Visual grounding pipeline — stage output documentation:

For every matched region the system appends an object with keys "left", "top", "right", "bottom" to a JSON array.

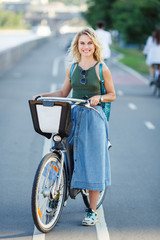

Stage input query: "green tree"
[
  {"left": 0, "top": 10, "right": 28, "bottom": 29},
  {"left": 84, "top": 0, "right": 116, "bottom": 29},
  {"left": 111, "top": 0, "right": 160, "bottom": 44}
]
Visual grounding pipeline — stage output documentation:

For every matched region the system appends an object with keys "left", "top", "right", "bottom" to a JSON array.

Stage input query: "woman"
[
  {"left": 146, "top": 29, "right": 160, "bottom": 82},
  {"left": 33, "top": 27, "right": 116, "bottom": 226}
]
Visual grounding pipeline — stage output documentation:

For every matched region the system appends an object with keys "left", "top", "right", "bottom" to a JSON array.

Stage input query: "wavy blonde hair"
[{"left": 68, "top": 27, "right": 104, "bottom": 62}]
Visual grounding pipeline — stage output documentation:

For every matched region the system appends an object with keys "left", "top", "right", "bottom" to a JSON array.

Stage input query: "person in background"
[
  {"left": 145, "top": 29, "right": 160, "bottom": 84},
  {"left": 95, "top": 20, "right": 112, "bottom": 63},
  {"left": 33, "top": 27, "right": 116, "bottom": 226},
  {"left": 143, "top": 34, "right": 154, "bottom": 58}
]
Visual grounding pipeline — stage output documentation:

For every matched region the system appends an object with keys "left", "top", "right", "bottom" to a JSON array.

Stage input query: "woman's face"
[{"left": 78, "top": 34, "right": 95, "bottom": 58}]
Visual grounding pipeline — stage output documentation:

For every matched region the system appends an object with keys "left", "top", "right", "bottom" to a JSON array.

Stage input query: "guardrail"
[{"left": 0, "top": 35, "right": 53, "bottom": 77}]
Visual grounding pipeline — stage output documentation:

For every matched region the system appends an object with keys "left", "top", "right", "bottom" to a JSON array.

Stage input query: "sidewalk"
[{"left": 110, "top": 50, "right": 150, "bottom": 86}]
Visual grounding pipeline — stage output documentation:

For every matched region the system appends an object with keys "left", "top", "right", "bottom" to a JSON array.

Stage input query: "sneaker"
[
  {"left": 82, "top": 208, "right": 98, "bottom": 226},
  {"left": 149, "top": 80, "right": 155, "bottom": 86}
]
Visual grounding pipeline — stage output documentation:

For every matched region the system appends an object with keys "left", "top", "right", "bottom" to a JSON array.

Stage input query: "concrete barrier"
[{"left": 0, "top": 36, "right": 52, "bottom": 77}]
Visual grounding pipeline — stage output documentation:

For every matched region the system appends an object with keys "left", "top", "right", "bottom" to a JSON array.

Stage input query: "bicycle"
[
  {"left": 150, "top": 64, "right": 160, "bottom": 97},
  {"left": 29, "top": 97, "right": 108, "bottom": 233}
]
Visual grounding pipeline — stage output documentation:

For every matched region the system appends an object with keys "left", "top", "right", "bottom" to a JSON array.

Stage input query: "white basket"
[
  {"left": 29, "top": 100, "right": 72, "bottom": 139},
  {"left": 36, "top": 105, "right": 62, "bottom": 133}
]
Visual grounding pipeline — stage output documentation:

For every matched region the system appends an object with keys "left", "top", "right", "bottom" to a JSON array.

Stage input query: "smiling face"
[{"left": 78, "top": 34, "right": 95, "bottom": 58}]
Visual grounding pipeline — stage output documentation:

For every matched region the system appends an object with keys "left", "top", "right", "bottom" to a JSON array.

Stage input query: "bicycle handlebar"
[
  {"left": 35, "top": 96, "right": 88, "bottom": 104},
  {"left": 34, "top": 96, "right": 100, "bottom": 114}
]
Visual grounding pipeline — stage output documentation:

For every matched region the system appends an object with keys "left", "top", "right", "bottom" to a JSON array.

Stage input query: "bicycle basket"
[{"left": 29, "top": 100, "right": 72, "bottom": 139}]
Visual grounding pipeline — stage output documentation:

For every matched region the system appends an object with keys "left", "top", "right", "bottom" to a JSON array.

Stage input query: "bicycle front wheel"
[
  {"left": 31, "top": 153, "right": 66, "bottom": 233},
  {"left": 81, "top": 188, "right": 107, "bottom": 209}
]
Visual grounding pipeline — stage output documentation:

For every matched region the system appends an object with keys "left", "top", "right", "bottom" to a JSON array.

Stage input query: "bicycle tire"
[
  {"left": 81, "top": 188, "right": 107, "bottom": 209},
  {"left": 31, "top": 153, "right": 67, "bottom": 233}
]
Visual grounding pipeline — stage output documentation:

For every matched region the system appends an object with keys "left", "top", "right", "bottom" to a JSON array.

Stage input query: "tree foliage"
[
  {"left": 0, "top": 10, "right": 28, "bottom": 29},
  {"left": 84, "top": 0, "right": 116, "bottom": 29},
  {"left": 85, "top": 0, "right": 160, "bottom": 44}
]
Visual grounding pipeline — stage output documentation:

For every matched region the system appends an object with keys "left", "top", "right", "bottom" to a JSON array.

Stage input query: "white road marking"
[
  {"left": 32, "top": 84, "right": 57, "bottom": 239},
  {"left": 128, "top": 102, "right": 137, "bottom": 110},
  {"left": 117, "top": 90, "right": 124, "bottom": 96},
  {"left": 52, "top": 56, "right": 64, "bottom": 77},
  {"left": 51, "top": 83, "right": 57, "bottom": 92},
  {"left": 33, "top": 227, "right": 45, "bottom": 240},
  {"left": 145, "top": 121, "right": 155, "bottom": 130},
  {"left": 64, "top": 55, "right": 72, "bottom": 71},
  {"left": 96, "top": 206, "right": 110, "bottom": 240}
]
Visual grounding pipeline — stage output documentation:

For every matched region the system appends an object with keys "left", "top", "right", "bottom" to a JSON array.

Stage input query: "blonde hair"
[{"left": 68, "top": 27, "right": 104, "bottom": 62}]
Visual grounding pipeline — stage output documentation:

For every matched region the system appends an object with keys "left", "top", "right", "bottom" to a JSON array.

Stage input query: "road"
[{"left": 0, "top": 33, "right": 160, "bottom": 240}]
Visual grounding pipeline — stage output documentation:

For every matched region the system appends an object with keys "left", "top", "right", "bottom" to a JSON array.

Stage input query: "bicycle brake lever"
[
  {"left": 85, "top": 100, "right": 90, "bottom": 107},
  {"left": 84, "top": 101, "right": 100, "bottom": 114}
]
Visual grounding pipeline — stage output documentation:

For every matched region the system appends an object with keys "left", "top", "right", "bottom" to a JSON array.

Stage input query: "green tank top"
[{"left": 70, "top": 62, "right": 101, "bottom": 99}]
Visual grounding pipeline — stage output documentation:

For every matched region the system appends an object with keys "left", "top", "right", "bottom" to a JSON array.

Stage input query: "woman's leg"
[
  {"left": 150, "top": 64, "right": 155, "bottom": 78},
  {"left": 82, "top": 190, "right": 99, "bottom": 225},
  {"left": 89, "top": 190, "right": 100, "bottom": 211}
]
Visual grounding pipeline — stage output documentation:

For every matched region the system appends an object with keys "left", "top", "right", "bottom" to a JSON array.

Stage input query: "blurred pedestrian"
[
  {"left": 95, "top": 20, "right": 112, "bottom": 63},
  {"left": 143, "top": 33, "right": 154, "bottom": 58},
  {"left": 145, "top": 29, "right": 160, "bottom": 83},
  {"left": 33, "top": 27, "right": 116, "bottom": 226}
]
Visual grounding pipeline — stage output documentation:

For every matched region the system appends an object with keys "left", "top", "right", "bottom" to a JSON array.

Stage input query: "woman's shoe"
[
  {"left": 149, "top": 81, "right": 155, "bottom": 86},
  {"left": 82, "top": 208, "right": 99, "bottom": 226}
]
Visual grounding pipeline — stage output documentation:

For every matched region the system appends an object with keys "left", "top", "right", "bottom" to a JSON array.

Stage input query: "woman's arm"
[
  {"left": 33, "top": 65, "right": 72, "bottom": 99},
  {"left": 90, "top": 64, "right": 116, "bottom": 106}
]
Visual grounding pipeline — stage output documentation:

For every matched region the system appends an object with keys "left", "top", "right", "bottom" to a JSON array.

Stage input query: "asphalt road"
[{"left": 0, "top": 33, "right": 160, "bottom": 240}]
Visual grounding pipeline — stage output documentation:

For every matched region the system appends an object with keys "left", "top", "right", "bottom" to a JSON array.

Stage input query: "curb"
[{"left": 111, "top": 51, "right": 149, "bottom": 85}]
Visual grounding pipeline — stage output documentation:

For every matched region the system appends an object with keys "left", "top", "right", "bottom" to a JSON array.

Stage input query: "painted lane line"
[
  {"left": 128, "top": 103, "right": 137, "bottom": 110},
  {"left": 64, "top": 55, "right": 72, "bottom": 71},
  {"left": 96, "top": 206, "right": 110, "bottom": 240},
  {"left": 117, "top": 90, "right": 124, "bottom": 96},
  {"left": 33, "top": 227, "right": 45, "bottom": 240},
  {"left": 145, "top": 121, "right": 155, "bottom": 130},
  {"left": 52, "top": 56, "right": 64, "bottom": 77},
  {"left": 33, "top": 84, "right": 58, "bottom": 240}
]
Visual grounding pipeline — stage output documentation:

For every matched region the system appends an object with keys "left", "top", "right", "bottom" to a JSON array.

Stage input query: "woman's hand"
[{"left": 89, "top": 95, "right": 100, "bottom": 106}]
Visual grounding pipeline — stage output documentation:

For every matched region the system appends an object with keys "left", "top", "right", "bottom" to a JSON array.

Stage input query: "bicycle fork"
[
  {"left": 50, "top": 151, "right": 65, "bottom": 199},
  {"left": 42, "top": 151, "right": 65, "bottom": 200}
]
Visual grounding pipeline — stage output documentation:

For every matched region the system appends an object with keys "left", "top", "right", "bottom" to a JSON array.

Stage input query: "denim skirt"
[{"left": 68, "top": 105, "right": 111, "bottom": 191}]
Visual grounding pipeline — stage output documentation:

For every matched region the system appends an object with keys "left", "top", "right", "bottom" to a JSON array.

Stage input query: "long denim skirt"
[{"left": 68, "top": 105, "right": 111, "bottom": 191}]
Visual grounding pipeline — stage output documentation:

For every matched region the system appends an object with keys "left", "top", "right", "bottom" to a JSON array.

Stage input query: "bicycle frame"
[{"left": 50, "top": 138, "right": 79, "bottom": 200}]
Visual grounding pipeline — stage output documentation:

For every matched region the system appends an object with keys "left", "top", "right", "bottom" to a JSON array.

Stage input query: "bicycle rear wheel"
[
  {"left": 31, "top": 153, "right": 66, "bottom": 233},
  {"left": 81, "top": 188, "right": 107, "bottom": 209}
]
